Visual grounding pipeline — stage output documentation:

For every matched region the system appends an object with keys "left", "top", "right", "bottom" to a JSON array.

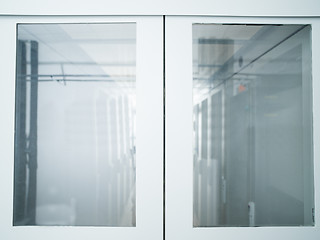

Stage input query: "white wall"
[{"left": 0, "top": 0, "right": 319, "bottom": 16}]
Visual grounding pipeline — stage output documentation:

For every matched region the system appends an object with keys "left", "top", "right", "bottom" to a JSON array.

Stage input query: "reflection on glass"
[
  {"left": 13, "top": 24, "right": 136, "bottom": 226},
  {"left": 193, "top": 24, "right": 314, "bottom": 227}
]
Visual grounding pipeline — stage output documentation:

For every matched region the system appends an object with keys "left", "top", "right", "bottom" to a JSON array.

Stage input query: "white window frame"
[
  {"left": 0, "top": 1, "right": 320, "bottom": 239},
  {"left": 165, "top": 16, "right": 320, "bottom": 240},
  {"left": 0, "top": 15, "right": 164, "bottom": 240}
]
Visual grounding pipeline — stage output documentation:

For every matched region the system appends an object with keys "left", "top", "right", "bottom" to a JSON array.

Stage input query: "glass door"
[
  {"left": 0, "top": 15, "right": 163, "bottom": 240},
  {"left": 165, "top": 16, "right": 320, "bottom": 240}
]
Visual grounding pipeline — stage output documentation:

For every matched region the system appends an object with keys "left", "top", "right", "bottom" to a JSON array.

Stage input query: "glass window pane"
[
  {"left": 193, "top": 24, "right": 314, "bottom": 227},
  {"left": 13, "top": 23, "right": 136, "bottom": 227}
]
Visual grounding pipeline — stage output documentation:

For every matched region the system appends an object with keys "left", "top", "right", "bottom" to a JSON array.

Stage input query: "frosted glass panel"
[
  {"left": 193, "top": 24, "right": 314, "bottom": 227},
  {"left": 13, "top": 23, "right": 136, "bottom": 226}
]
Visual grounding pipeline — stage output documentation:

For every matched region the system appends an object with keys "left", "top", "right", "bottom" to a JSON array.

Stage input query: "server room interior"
[
  {"left": 192, "top": 24, "right": 314, "bottom": 227},
  {"left": 13, "top": 24, "right": 137, "bottom": 227},
  {"left": 12, "top": 23, "right": 314, "bottom": 228}
]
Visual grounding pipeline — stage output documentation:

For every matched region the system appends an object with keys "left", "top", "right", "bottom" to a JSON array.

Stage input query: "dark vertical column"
[
  {"left": 26, "top": 41, "right": 38, "bottom": 225},
  {"left": 13, "top": 40, "right": 27, "bottom": 225}
]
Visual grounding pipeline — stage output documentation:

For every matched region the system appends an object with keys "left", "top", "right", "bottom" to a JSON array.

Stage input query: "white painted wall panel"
[{"left": 0, "top": 0, "right": 319, "bottom": 16}]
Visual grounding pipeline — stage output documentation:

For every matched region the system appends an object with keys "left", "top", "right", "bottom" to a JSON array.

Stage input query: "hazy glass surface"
[
  {"left": 193, "top": 24, "right": 314, "bottom": 227},
  {"left": 14, "top": 23, "right": 136, "bottom": 226}
]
